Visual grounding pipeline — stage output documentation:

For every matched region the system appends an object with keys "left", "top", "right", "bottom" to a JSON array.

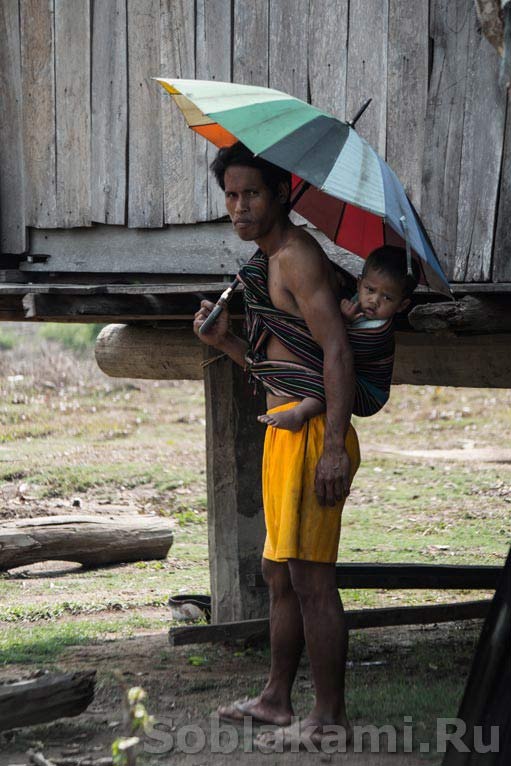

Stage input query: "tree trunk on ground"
[
  {"left": 0, "top": 671, "right": 95, "bottom": 731},
  {"left": 0, "top": 515, "right": 173, "bottom": 570}
]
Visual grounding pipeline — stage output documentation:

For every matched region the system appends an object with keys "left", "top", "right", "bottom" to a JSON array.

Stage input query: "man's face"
[
  {"left": 357, "top": 268, "right": 410, "bottom": 320},
  {"left": 223, "top": 165, "right": 284, "bottom": 241}
]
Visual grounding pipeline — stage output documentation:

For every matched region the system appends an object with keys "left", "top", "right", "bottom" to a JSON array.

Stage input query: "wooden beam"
[
  {"left": 249, "top": 563, "right": 503, "bottom": 590},
  {"left": 21, "top": 293, "right": 204, "bottom": 322},
  {"left": 204, "top": 338, "right": 269, "bottom": 623},
  {"left": 168, "top": 600, "right": 492, "bottom": 646},
  {"left": 0, "top": 515, "right": 173, "bottom": 571},
  {"left": 0, "top": 671, "right": 95, "bottom": 731},
  {"left": 393, "top": 332, "right": 511, "bottom": 388},
  {"left": 95, "top": 324, "right": 203, "bottom": 380},
  {"left": 408, "top": 295, "right": 511, "bottom": 333}
]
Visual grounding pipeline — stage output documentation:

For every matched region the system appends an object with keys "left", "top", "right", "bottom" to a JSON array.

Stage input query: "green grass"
[{"left": 38, "top": 323, "right": 104, "bottom": 353}]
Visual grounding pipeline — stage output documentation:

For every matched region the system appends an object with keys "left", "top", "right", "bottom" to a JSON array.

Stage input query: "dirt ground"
[{"left": 1, "top": 327, "right": 510, "bottom": 764}]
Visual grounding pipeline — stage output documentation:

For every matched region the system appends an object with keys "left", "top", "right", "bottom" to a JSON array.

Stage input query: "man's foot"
[
  {"left": 254, "top": 717, "right": 353, "bottom": 753},
  {"left": 217, "top": 697, "right": 293, "bottom": 727},
  {"left": 257, "top": 409, "right": 305, "bottom": 432}
]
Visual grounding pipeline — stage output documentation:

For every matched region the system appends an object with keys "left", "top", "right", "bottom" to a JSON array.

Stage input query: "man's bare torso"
[{"left": 264, "top": 226, "right": 341, "bottom": 409}]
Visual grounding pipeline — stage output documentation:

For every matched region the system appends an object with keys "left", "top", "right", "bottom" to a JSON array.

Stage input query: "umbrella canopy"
[{"left": 156, "top": 78, "right": 451, "bottom": 296}]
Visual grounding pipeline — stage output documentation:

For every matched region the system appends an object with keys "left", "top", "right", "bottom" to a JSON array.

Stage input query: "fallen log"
[
  {"left": 0, "top": 671, "right": 95, "bottom": 731},
  {"left": 0, "top": 515, "right": 173, "bottom": 571},
  {"left": 408, "top": 295, "right": 511, "bottom": 334}
]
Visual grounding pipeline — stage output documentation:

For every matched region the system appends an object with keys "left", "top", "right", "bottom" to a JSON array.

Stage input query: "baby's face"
[{"left": 357, "top": 268, "right": 410, "bottom": 320}]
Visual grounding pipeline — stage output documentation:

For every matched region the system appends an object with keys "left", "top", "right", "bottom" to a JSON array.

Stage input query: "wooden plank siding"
[
  {"left": 0, "top": 0, "right": 509, "bottom": 285},
  {"left": 91, "top": 0, "right": 128, "bottom": 225},
  {"left": 0, "top": 0, "right": 26, "bottom": 253}
]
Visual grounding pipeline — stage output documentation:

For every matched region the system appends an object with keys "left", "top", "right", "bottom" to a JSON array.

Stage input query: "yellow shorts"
[{"left": 262, "top": 402, "right": 360, "bottom": 564}]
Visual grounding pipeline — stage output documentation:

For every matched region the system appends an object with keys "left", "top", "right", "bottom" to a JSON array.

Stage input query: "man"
[{"left": 193, "top": 142, "right": 360, "bottom": 749}]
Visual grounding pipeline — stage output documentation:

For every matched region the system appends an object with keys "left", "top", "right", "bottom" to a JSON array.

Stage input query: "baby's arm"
[{"left": 341, "top": 298, "right": 364, "bottom": 323}]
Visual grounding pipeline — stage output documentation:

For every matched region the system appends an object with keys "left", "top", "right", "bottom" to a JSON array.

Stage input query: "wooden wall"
[{"left": 0, "top": 0, "right": 509, "bottom": 282}]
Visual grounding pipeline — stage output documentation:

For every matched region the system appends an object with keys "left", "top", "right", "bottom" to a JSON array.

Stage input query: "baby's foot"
[{"left": 257, "top": 409, "right": 306, "bottom": 432}]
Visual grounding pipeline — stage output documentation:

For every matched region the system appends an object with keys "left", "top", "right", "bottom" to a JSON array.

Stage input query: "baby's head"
[{"left": 357, "top": 246, "right": 420, "bottom": 321}]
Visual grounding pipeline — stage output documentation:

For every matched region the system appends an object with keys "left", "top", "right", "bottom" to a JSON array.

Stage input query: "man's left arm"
[{"left": 280, "top": 245, "right": 355, "bottom": 507}]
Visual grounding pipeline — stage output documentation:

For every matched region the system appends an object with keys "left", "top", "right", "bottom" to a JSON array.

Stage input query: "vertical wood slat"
[
  {"left": 195, "top": 0, "right": 232, "bottom": 221},
  {"left": 493, "top": 96, "right": 511, "bottom": 282},
  {"left": 346, "top": 0, "right": 389, "bottom": 157},
  {"left": 421, "top": 0, "right": 471, "bottom": 279},
  {"left": 454, "top": 11, "right": 507, "bottom": 282},
  {"left": 54, "top": 0, "right": 91, "bottom": 227},
  {"left": 161, "top": 0, "right": 197, "bottom": 225},
  {"left": 233, "top": 0, "right": 269, "bottom": 87},
  {"left": 91, "top": 0, "right": 127, "bottom": 225},
  {"left": 20, "top": 0, "right": 57, "bottom": 228},
  {"left": 308, "top": 0, "right": 349, "bottom": 120},
  {"left": 386, "top": 0, "right": 429, "bottom": 209},
  {"left": 0, "top": 0, "right": 26, "bottom": 253},
  {"left": 269, "top": 0, "right": 309, "bottom": 100},
  {"left": 127, "top": 0, "right": 163, "bottom": 228}
]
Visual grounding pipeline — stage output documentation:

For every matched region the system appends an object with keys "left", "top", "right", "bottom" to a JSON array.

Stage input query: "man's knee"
[
  {"left": 261, "top": 557, "right": 292, "bottom": 597},
  {"left": 288, "top": 559, "right": 337, "bottom": 604}
]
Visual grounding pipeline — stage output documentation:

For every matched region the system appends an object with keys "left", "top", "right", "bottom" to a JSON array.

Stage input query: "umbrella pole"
[{"left": 347, "top": 98, "right": 372, "bottom": 129}]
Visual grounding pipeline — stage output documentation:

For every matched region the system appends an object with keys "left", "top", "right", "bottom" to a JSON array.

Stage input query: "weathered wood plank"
[
  {"left": 233, "top": 0, "right": 269, "bottom": 86},
  {"left": 493, "top": 96, "right": 511, "bottom": 282},
  {"left": 169, "top": 600, "right": 492, "bottom": 645},
  {"left": 204, "top": 340, "right": 269, "bottom": 623},
  {"left": 393, "top": 332, "right": 511, "bottom": 388},
  {"left": 269, "top": 0, "right": 309, "bottom": 100},
  {"left": 386, "top": 0, "right": 429, "bottom": 208},
  {"left": 195, "top": 0, "right": 232, "bottom": 221},
  {"left": 421, "top": 1, "right": 471, "bottom": 279},
  {"left": 54, "top": 0, "right": 92, "bottom": 227},
  {"left": 127, "top": 0, "right": 163, "bottom": 227},
  {"left": 0, "top": 672, "right": 95, "bottom": 732},
  {"left": 308, "top": 0, "right": 349, "bottom": 119},
  {"left": 0, "top": 0, "right": 26, "bottom": 254},
  {"left": 453, "top": 8, "right": 506, "bottom": 282},
  {"left": 346, "top": 0, "right": 389, "bottom": 155},
  {"left": 91, "top": 0, "right": 127, "bottom": 225},
  {"left": 22, "top": 293, "right": 202, "bottom": 322},
  {"left": 20, "top": 0, "right": 57, "bottom": 228},
  {"left": 160, "top": 0, "right": 197, "bottom": 225},
  {"left": 22, "top": 224, "right": 361, "bottom": 275}
]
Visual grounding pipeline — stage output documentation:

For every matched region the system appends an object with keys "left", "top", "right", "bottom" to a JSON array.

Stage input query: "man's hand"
[
  {"left": 314, "top": 447, "right": 351, "bottom": 506},
  {"left": 193, "top": 299, "right": 229, "bottom": 347},
  {"left": 340, "top": 298, "right": 364, "bottom": 323}
]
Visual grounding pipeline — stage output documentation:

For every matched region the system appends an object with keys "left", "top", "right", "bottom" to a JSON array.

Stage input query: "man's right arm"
[{"left": 193, "top": 299, "right": 248, "bottom": 368}]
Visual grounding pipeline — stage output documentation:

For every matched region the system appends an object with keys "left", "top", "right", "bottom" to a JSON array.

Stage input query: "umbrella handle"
[
  {"left": 198, "top": 278, "right": 240, "bottom": 335},
  {"left": 399, "top": 215, "right": 413, "bottom": 276}
]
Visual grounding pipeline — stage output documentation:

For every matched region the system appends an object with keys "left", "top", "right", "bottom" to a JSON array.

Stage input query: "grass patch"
[{"left": 38, "top": 323, "right": 104, "bottom": 353}]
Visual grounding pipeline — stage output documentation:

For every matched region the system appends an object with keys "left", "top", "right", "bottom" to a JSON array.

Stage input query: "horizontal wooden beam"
[
  {"left": 409, "top": 295, "right": 511, "bottom": 333},
  {"left": 168, "top": 600, "right": 492, "bottom": 646},
  {"left": 248, "top": 563, "right": 503, "bottom": 590}
]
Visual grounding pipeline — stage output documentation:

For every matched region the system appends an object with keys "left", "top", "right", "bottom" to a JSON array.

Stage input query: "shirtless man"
[{"left": 193, "top": 142, "right": 360, "bottom": 749}]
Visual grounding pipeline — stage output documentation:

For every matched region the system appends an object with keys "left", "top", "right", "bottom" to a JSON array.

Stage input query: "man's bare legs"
[
  {"left": 217, "top": 558, "right": 304, "bottom": 725},
  {"left": 288, "top": 559, "right": 350, "bottom": 730}
]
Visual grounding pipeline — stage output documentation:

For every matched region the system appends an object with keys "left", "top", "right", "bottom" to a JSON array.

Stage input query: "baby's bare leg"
[{"left": 257, "top": 397, "right": 325, "bottom": 432}]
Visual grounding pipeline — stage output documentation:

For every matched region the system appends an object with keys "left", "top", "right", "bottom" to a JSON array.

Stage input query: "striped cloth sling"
[{"left": 237, "top": 249, "right": 395, "bottom": 417}]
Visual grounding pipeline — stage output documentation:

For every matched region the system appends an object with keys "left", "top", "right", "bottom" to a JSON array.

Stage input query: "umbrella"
[{"left": 155, "top": 77, "right": 451, "bottom": 297}]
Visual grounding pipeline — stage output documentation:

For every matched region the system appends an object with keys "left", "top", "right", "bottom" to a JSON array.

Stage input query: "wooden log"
[
  {"left": 0, "top": 671, "right": 95, "bottom": 731},
  {"left": 168, "top": 600, "right": 492, "bottom": 646},
  {"left": 0, "top": 515, "right": 173, "bottom": 571},
  {"left": 95, "top": 324, "right": 203, "bottom": 380},
  {"left": 204, "top": 338, "right": 269, "bottom": 623},
  {"left": 393, "top": 332, "right": 511, "bottom": 387},
  {"left": 408, "top": 295, "right": 511, "bottom": 333}
]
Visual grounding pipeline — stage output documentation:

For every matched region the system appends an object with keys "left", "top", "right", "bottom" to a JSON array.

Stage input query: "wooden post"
[{"left": 203, "top": 328, "right": 268, "bottom": 624}]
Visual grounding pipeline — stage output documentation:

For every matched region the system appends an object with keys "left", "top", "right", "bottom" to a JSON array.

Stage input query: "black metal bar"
[{"left": 347, "top": 98, "right": 372, "bottom": 129}]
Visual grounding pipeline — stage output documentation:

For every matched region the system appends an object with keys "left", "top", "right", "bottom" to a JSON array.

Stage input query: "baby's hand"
[{"left": 341, "top": 299, "right": 364, "bottom": 323}]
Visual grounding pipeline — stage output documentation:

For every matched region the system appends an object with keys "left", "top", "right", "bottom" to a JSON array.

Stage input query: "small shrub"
[
  {"left": 38, "top": 323, "right": 104, "bottom": 353},
  {"left": 0, "top": 328, "right": 16, "bottom": 350}
]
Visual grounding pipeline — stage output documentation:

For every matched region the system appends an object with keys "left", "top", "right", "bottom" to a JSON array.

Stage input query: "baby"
[{"left": 257, "top": 247, "right": 419, "bottom": 431}]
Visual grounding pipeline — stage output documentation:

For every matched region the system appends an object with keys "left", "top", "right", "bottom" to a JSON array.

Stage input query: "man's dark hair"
[
  {"left": 362, "top": 245, "right": 421, "bottom": 298},
  {"left": 210, "top": 141, "right": 291, "bottom": 209}
]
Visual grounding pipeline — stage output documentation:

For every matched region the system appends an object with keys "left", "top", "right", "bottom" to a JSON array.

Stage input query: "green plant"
[
  {"left": 112, "top": 684, "right": 154, "bottom": 766},
  {"left": 38, "top": 323, "right": 104, "bottom": 353}
]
